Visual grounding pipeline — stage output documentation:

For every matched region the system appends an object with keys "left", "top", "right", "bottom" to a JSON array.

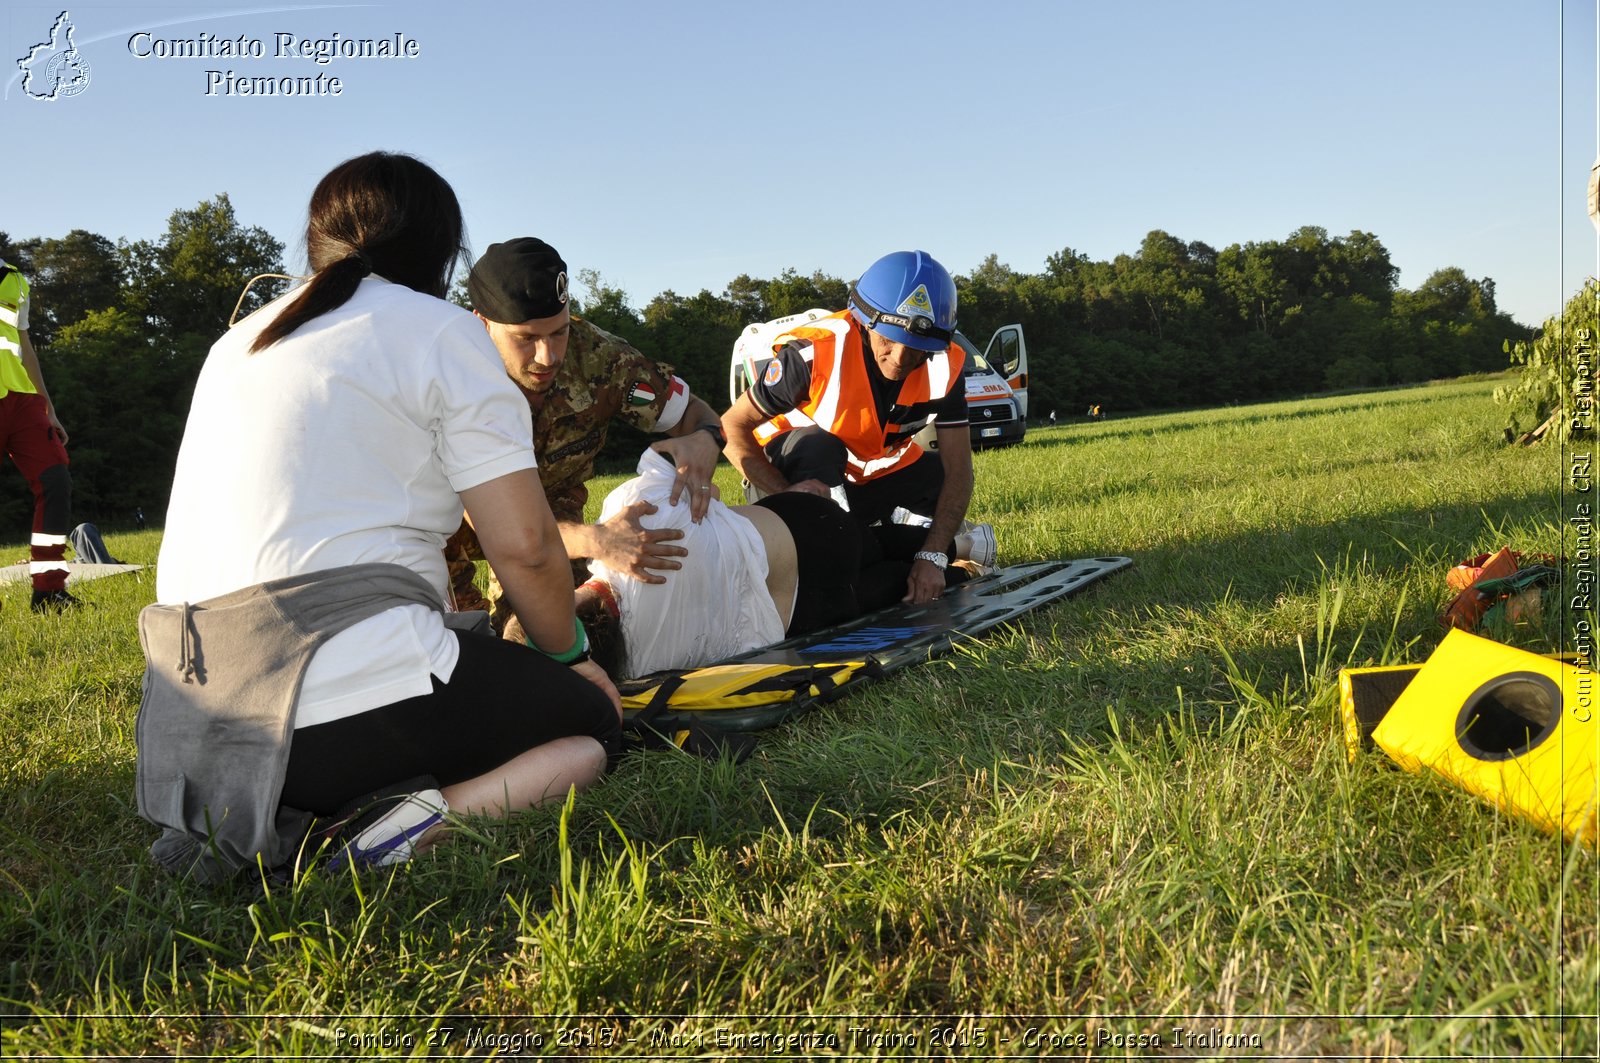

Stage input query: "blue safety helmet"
[{"left": 848, "top": 250, "right": 958, "bottom": 353}]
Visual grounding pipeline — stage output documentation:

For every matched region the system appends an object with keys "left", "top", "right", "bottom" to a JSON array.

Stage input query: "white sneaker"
[{"left": 327, "top": 789, "right": 448, "bottom": 870}]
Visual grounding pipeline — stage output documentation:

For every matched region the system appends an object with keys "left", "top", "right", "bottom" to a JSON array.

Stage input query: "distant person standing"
[
  {"left": 1048, "top": 410, "right": 1057, "bottom": 427},
  {"left": 0, "top": 257, "right": 79, "bottom": 613}
]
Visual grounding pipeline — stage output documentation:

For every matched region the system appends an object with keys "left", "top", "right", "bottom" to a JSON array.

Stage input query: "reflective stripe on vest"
[
  {"left": 754, "top": 311, "right": 964, "bottom": 483},
  {"left": 0, "top": 266, "right": 35, "bottom": 397}
]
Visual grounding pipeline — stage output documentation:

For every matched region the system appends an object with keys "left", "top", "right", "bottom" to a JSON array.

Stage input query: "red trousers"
[{"left": 1, "top": 391, "right": 71, "bottom": 593}]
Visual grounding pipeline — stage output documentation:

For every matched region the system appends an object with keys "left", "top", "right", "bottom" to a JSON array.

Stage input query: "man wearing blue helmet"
[{"left": 721, "top": 250, "right": 974, "bottom": 606}]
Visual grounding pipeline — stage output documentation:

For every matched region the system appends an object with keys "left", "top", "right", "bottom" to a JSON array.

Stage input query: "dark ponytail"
[{"left": 251, "top": 152, "right": 467, "bottom": 352}]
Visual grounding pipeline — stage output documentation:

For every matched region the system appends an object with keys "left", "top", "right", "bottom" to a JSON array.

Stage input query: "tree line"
[{"left": 1, "top": 200, "right": 1531, "bottom": 530}]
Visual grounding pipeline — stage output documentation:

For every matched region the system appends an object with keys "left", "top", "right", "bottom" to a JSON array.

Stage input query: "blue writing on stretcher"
[{"left": 801, "top": 626, "right": 936, "bottom": 655}]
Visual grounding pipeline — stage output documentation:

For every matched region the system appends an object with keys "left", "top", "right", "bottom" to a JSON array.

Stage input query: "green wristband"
[{"left": 526, "top": 615, "right": 591, "bottom": 666}]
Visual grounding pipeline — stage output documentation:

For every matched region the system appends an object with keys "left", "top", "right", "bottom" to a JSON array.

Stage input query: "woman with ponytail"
[{"left": 138, "top": 152, "right": 621, "bottom": 882}]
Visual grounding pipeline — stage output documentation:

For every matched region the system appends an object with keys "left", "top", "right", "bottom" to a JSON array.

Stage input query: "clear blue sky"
[{"left": 5, "top": 0, "right": 1596, "bottom": 330}]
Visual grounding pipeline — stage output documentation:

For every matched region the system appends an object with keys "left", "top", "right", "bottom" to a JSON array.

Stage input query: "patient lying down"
[{"left": 578, "top": 450, "right": 991, "bottom": 679}]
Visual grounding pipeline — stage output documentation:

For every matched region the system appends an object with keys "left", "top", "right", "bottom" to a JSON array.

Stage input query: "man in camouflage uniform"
[{"left": 445, "top": 238, "right": 725, "bottom": 633}]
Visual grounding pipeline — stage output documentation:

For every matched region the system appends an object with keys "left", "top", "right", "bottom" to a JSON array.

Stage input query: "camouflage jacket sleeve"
[{"left": 573, "top": 317, "right": 681, "bottom": 434}]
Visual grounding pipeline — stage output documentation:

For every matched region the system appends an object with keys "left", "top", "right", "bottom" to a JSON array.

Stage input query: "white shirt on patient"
[{"left": 591, "top": 450, "right": 786, "bottom": 677}]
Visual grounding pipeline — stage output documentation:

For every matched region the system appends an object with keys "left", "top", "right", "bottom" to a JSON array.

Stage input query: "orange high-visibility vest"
[{"left": 753, "top": 311, "right": 964, "bottom": 483}]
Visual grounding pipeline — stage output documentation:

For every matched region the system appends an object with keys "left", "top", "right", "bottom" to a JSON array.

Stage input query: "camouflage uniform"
[{"left": 445, "top": 315, "right": 684, "bottom": 627}]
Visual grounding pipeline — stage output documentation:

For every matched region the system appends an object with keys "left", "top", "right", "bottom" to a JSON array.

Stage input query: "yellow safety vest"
[{"left": 0, "top": 264, "right": 37, "bottom": 398}]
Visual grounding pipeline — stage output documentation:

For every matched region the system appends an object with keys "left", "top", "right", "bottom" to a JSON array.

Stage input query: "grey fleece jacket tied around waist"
[{"left": 135, "top": 562, "right": 489, "bottom": 883}]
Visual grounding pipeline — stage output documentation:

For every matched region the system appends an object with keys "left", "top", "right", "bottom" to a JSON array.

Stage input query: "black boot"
[{"left": 31, "top": 589, "right": 85, "bottom": 614}]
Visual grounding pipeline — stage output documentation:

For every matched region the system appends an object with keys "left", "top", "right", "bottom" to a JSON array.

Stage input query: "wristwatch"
[
  {"left": 694, "top": 422, "right": 727, "bottom": 447},
  {"left": 913, "top": 550, "right": 949, "bottom": 570}
]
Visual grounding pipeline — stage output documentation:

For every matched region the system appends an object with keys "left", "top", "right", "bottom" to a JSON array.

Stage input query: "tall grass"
[{"left": 1, "top": 376, "right": 1594, "bottom": 1059}]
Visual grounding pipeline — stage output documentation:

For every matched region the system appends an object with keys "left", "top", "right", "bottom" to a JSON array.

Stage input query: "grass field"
[{"left": 1, "top": 375, "right": 1595, "bottom": 1059}]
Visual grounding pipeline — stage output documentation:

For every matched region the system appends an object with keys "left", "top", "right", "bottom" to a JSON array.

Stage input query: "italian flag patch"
[{"left": 627, "top": 382, "right": 656, "bottom": 406}]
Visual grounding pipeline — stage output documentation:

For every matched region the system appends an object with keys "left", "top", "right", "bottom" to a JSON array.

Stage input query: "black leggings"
[
  {"left": 753, "top": 491, "right": 864, "bottom": 635},
  {"left": 281, "top": 630, "right": 621, "bottom": 815}
]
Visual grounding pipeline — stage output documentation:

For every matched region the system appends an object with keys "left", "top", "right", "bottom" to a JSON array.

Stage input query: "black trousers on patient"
[
  {"left": 752, "top": 492, "right": 863, "bottom": 635},
  {"left": 754, "top": 491, "right": 970, "bottom": 638}
]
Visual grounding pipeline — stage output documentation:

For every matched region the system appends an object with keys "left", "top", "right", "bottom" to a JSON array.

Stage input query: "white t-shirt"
[
  {"left": 157, "top": 276, "right": 537, "bottom": 727},
  {"left": 591, "top": 450, "right": 786, "bottom": 678}
]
